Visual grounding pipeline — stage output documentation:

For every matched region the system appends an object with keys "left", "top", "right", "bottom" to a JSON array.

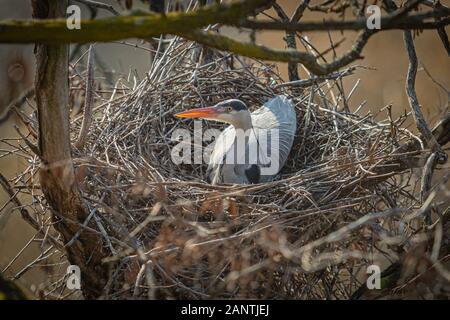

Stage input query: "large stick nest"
[{"left": 4, "top": 37, "right": 449, "bottom": 299}]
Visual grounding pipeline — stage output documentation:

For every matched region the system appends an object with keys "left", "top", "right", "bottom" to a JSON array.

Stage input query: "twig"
[
  {"left": 0, "top": 87, "right": 34, "bottom": 124},
  {"left": 0, "top": 173, "right": 64, "bottom": 251},
  {"left": 14, "top": 125, "right": 40, "bottom": 156},
  {"left": 405, "top": 172, "right": 450, "bottom": 221},
  {"left": 273, "top": 67, "right": 354, "bottom": 89},
  {"left": 291, "top": 0, "right": 310, "bottom": 23},
  {"left": 13, "top": 107, "right": 38, "bottom": 139},
  {"left": 420, "top": 62, "right": 449, "bottom": 97}
]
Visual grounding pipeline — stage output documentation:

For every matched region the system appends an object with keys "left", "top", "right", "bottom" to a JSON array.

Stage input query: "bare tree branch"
[
  {"left": 432, "top": 112, "right": 450, "bottom": 146},
  {"left": 183, "top": 28, "right": 374, "bottom": 75},
  {"left": 402, "top": 29, "right": 447, "bottom": 226},
  {"left": 72, "top": 0, "right": 120, "bottom": 16},
  {"left": 273, "top": 67, "right": 354, "bottom": 89},
  {"left": 404, "top": 30, "right": 443, "bottom": 154},
  {"left": 0, "top": 173, "right": 64, "bottom": 251},
  {"left": 308, "top": 0, "right": 351, "bottom": 13},
  {"left": 420, "top": 151, "right": 439, "bottom": 224},
  {"left": 32, "top": 0, "right": 107, "bottom": 298},
  {"left": 0, "top": 0, "right": 273, "bottom": 43},
  {"left": 272, "top": 2, "right": 306, "bottom": 81},
  {"left": 291, "top": 0, "right": 310, "bottom": 22},
  {"left": 0, "top": 87, "right": 34, "bottom": 124},
  {"left": 0, "top": 5, "right": 446, "bottom": 45},
  {"left": 239, "top": 9, "right": 449, "bottom": 32},
  {"left": 75, "top": 45, "right": 95, "bottom": 150},
  {"left": 0, "top": 0, "right": 446, "bottom": 77},
  {"left": 433, "top": 1, "right": 450, "bottom": 56}
]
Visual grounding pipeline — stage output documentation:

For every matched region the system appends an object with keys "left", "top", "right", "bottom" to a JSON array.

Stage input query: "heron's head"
[{"left": 174, "top": 99, "right": 252, "bottom": 128}]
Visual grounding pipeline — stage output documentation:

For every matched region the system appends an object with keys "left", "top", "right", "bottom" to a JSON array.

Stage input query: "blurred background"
[{"left": 0, "top": 0, "right": 448, "bottom": 297}]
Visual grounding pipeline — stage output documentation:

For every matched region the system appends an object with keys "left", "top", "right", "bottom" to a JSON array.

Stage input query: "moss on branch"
[
  {"left": 0, "top": 0, "right": 447, "bottom": 75},
  {"left": 183, "top": 29, "right": 373, "bottom": 76},
  {"left": 0, "top": 0, "right": 272, "bottom": 43}
]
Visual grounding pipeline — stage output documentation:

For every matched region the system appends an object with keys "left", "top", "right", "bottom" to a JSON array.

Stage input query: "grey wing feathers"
[{"left": 251, "top": 95, "right": 297, "bottom": 181}]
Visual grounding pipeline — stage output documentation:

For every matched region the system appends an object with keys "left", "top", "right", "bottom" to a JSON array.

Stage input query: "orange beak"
[{"left": 174, "top": 106, "right": 218, "bottom": 119}]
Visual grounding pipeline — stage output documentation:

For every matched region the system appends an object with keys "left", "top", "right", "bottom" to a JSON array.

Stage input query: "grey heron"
[{"left": 175, "top": 95, "right": 296, "bottom": 184}]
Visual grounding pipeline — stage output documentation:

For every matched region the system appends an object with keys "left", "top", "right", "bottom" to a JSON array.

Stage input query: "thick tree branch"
[
  {"left": 0, "top": 6, "right": 446, "bottom": 45},
  {"left": 183, "top": 29, "right": 374, "bottom": 75},
  {"left": 32, "top": 0, "right": 107, "bottom": 299},
  {"left": 0, "top": 0, "right": 272, "bottom": 43},
  {"left": 0, "top": 0, "right": 446, "bottom": 76},
  {"left": 238, "top": 9, "right": 449, "bottom": 32}
]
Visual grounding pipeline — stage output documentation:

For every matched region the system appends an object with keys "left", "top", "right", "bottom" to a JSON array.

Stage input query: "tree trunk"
[{"left": 32, "top": 0, "right": 107, "bottom": 299}]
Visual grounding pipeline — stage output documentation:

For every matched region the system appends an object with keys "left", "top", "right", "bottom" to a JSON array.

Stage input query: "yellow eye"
[{"left": 227, "top": 106, "right": 233, "bottom": 112}]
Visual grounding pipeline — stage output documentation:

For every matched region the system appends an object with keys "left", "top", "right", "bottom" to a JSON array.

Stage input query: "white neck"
[{"left": 231, "top": 110, "right": 253, "bottom": 131}]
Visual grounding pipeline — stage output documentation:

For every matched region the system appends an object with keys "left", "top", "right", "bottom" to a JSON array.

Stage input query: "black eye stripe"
[
  {"left": 229, "top": 100, "right": 247, "bottom": 111},
  {"left": 216, "top": 99, "right": 247, "bottom": 111}
]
